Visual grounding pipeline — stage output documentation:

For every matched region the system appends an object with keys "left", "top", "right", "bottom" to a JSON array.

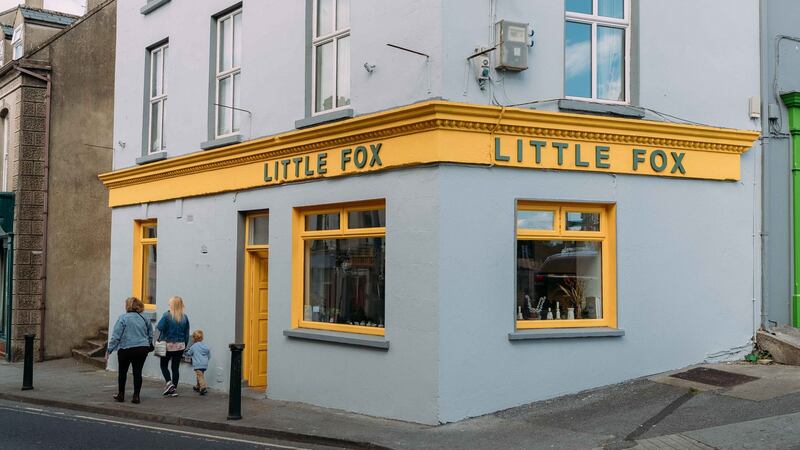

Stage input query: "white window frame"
[
  {"left": 148, "top": 43, "right": 168, "bottom": 154},
  {"left": 215, "top": 9, "right": 242, "bottom": 139},
  {"left": 2, "top": 115, "right": 9, "bottom": 191},
  {"left": 311, "top": 0, "right": 350, "bottom": 116},
  {"left": 11, "top": 25, "right": 22, "bottom": 61},
  {"left": 564, "top": 0, "right": 630, "bottom": 104}
]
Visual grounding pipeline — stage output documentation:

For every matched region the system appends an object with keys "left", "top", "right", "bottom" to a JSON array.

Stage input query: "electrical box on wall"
[{"left": 495, "top": 20, "right": 529, "bottom": 71}]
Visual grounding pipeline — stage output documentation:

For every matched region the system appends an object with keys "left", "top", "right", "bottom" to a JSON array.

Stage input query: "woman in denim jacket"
[
  {"left": 106, "top": 297, "right": 153, "bottom": 404},
  {"left": 156, "top": 296, "right": 190, "bottom": 396}
]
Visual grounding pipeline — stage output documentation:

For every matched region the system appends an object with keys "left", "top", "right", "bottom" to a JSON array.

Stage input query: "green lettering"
[
  {"left": 317, "top": 153, "right": 328, "bottom": 174},
  {"left": 369, "top": 144, "right": 382, "bottom": 167},
  {"left": 354, "top": 146, "right": 368, "bottom": 169},
  {"left": 595, "top": 146, "right": 610, "bottom": 169},
  {"left": 530, "top": 140, "right": 545, "bottom": 164},
  {"left": 632, "top": 149, "right": 646, "bottom": 171},
  {"left": 517, "top": 139, "right": 523, "bottom": 163},
  {"left": 670, "top": 152, "right": 686, "bottom": 174},
  {"left": 304, "top": 155, "right": 315, "bottom": 176},
  {"left": 264, "top": 162, "right": 272, "bottom": 182},
  {"left": 650, "top": 149, "right": 667, "bottom": 172},
  {"left": 341, "top": 148, "right": 352, "bottom": 170},
  {"left": 552, "top": 142, "right": 568, "bottom": 166},
  {"left": 575, "top": 144, "right": 589, "bottom": 167},
  {"left": 494, "top": 137, "right": 510, "bottom": 162},
  {"left": 281, "top": 159, "right": 290, "bottom": 179},
  {"left": 292, "top": 157, "right": 303, "bottom": 177}
]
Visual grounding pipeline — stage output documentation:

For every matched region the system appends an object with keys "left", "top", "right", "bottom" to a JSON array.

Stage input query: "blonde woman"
[
  {"left": 106, "top": 297, "right": 153, "bottom": 404},
  {"left": 156, "top": 296, "right": 190, "bottom": 396}
]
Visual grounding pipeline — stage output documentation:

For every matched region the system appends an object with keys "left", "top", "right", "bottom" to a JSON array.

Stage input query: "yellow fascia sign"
[{"left": 100, "top": 101, "right": 759, "bottom": 207}]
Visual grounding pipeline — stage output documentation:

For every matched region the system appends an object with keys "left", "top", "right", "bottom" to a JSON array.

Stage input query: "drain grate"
[{"left": 669, "top": 367, "right": 759, "bottom": 387}]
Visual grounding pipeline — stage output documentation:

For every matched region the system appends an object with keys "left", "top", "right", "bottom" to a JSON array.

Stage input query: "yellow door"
[{"left": 245, "top": 250, "right": 268, "bottom": 388}]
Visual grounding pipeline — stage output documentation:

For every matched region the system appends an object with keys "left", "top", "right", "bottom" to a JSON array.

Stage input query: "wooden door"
[{"left": 245, "top": 250, "right": 268, "bottom": 388}]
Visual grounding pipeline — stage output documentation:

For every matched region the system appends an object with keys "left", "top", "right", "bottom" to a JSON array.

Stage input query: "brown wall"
[{"left": 40, "top": 2, "right": 115, "bottom": 358}]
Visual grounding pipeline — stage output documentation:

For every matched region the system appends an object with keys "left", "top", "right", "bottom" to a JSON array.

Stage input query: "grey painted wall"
[
  {"left": 760, "top": 0, "right": 800, "bottom": 326},
  {"left": 108, "top": 167, "right": 442, "bottom": 424}
]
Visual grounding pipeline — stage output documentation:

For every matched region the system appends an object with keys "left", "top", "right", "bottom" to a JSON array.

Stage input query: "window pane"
[
  {"left": 565, "top": 21, "right": 591, "bottom": 98},
  {"left": 219, "top": 17, "right": 232, "bottom": 72},
  {"left": 304, "top": 237, "right": 385, "bottom": 327},
  {"left": 149, "top": 101, "right": 161, "bottom": 153},
  {"left": 315, "top": 41, "right": 334, "bottom": 112},
  {"left": 233, "top": 12, "right": 242, "bottom": 68},
  {"left": 305, "top": 212, "right": 339, "bottom": 231},
  {"left": 317, "top": 0, "right": 333, "bottom": 36},
  {"left": 162, "top": 47, "right": 168, "bottom": 95},
  {"left": 336, "top": 0, "right": 350, "bottom": 29},
  {"left": 142, "top": 244, "right": 157, "bottom": 306},
  {"left": 517, "top": 210, "right": 554, "bottom": 230},
  {"left": 151, "top": 49, "right": 161, "bottom": 97},
  {"left": 516, "top": 240, "right": 602, "bottom": 320},
  {"left": 348, "top": 209, "right": 385, "bottom": 229},
  {"left": 598, "top": 0, "right": 624, "bottom": 18},
  {"left": 565, "top": 211, "right": 600, "bottom": 231},
  {"left": 336, "top": 35, "right": 350, "bottom": 108},
  {"left": 566, "top": 0, "right": 592, "bottom": 14},
  {"left": 143, "top": 224, "right": 157, "bottom": 239},
  {"left": 217, "top": 75, "right": 232, "bottom": 136},
  {"left": 161, "top": 99, "right": 166, "bottom": 150},
  {"left": 248, "top": 215, "right": 269, "bottom": 245},
  {"left": 232, "top": 72, "right": 241, "bottom": 132},
  {"left": 597, "top": 26, "right": 624, "bottom": 101}
]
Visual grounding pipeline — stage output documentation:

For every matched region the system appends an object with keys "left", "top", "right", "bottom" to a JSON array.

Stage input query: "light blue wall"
[
  {"left": 108, "top": 167, "right": 442, "bottom": 424},
  {"left": 436, "top": 161, "right": 759, "bottom": 422}
]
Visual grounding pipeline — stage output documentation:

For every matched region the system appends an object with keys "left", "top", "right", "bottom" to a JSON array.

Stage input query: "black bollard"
[
  {"left": 227, "top": 343, "right": 244, "bottom": 420},
  {"left": 21, "top": 333, "right": 35, "bottom": 391}
]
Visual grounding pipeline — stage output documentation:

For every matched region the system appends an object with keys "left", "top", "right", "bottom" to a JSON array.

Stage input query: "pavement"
[{"left": 1, "top": 358, "right": 800, "bottom": 449}]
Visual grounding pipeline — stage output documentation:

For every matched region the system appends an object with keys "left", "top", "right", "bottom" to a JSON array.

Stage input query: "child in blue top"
[{"left": 185, "top": 329, "right": 211, "bottom": 395}]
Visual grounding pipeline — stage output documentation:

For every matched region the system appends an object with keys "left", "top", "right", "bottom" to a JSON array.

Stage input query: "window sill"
[
  {"left": 558, "top": 99, "right": 644, "bottom": 119},
  {"left": 135, "top": 151, "right": 167, "bottom": 165},
  {"left": 295, "top": 108, "right": 354, "bottom": 130},
  {"left": 140, "top": 0, "right": 171, "bottom": 15},
  {"left": 283, "top": 328, "right": 390, "bottom": 350},
  {"left": 508, "top": 327, "right": 625, "bottom": 341},
  {"left": 201, "top": 134, "right": 243, "bottom": 151}
]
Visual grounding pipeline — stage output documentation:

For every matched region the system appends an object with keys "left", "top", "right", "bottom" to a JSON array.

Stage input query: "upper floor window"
[
  {"left": 11, "top": 26, "right": 22, "bottom": 60},
  {"left": 215, "top": 9, "right": 242, "bottom": 138},
  {"left": 148, "top": 43, "right": 168, "bottom": 154},
  {"left": 312, "top": 0, "right": 350, "bottom": 114},
  {"left": 565, "top": 0, "right": 629, "bottom": 103}
]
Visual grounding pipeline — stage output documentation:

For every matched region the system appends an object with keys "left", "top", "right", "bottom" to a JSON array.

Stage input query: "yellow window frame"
[
  {"left": 292, "top": 200, "right": 386, "bottom": 336},
  {"left": 132, "top": 219, "right": 158, "bottom": 311},
  {"left": 516, "top": 201, "right": 617, "bottom": 330}
]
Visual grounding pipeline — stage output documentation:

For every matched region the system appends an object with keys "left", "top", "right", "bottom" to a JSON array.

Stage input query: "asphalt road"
[{"left": 0, "top": 400, "right": 334, "bottom": 450}]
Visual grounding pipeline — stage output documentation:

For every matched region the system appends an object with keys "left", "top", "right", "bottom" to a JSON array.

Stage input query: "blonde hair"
[
  {"left": 192, "top": 329, "right": 204, "bottom": 342},
  {"left": 125, "top": 297, "right": 144, "bottom": 313},
  {"left": 168, "top": 296, "right": 185, "bottom": 322}
]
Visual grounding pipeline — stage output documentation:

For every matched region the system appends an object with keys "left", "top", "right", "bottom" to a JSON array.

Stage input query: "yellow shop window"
[
  {"left": 133, "top": 220, "right": 158, "bottom": 311},
  {"left": 516, "top": 202, "right": 616, "bottom": 329},
  {"left": 293, "top": 201, "right": 386, "bottom": 336}
]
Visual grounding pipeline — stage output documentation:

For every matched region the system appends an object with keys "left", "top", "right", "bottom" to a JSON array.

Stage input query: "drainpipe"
[
  {"left": 15, "top": 66, "right": 50, "bottom": 360},
  {"left": 4, "top": 231, "right": 12, "bottom": 361},
  {"left": 780, "top": 92, "right": 800, "bottom": 327}
]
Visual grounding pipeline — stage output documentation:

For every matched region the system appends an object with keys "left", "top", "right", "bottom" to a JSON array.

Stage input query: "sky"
[{"left": 0, "top": 0, "right": 84, "bottom": 15}]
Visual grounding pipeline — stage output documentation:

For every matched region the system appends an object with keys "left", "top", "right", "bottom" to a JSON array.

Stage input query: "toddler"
[{"left": 184, "top": 329, "right": 211, "bottom": 395}]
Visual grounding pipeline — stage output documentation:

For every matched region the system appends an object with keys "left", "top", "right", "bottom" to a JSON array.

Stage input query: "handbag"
[
  {"left": 136, "top": 312, "right": 156, "bottom": 353},
  {"left": 154, "top": 340, "right": 167, "bottom": 357}
]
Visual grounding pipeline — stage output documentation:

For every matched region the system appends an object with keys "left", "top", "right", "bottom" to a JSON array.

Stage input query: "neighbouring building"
[
  {"left": 102, "top": 0, "right": 762, "bottom": 424},
  {"left": 0, "top": 0, "right": 115, "bottom": 361}
]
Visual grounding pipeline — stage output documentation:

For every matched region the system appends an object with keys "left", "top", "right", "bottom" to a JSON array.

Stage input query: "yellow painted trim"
[
  {"left": 515, "top": 202, "right": 616, "bottom": 330},
  {"left": 100, "top": 101, "right": 760, "bottom": 208},
  {"left": 292, "top": 200, "right": 387, "bottom": 336},
  {"left": 132, "top": 219, "right": 157, "bottom": 309}
]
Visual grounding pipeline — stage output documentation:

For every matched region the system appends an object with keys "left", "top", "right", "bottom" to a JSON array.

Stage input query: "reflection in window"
[
  {"left": 305, "top": 213, "right": 339, "bottom": 231},
  {"left": 565, "top": 212, "right": 600, "bottom": 231},
  {"left": 304, "top": 237, "right": 385, "bottom": 328},
  {"left": 516, "top": 240, "right": 602, "bottom": 321},
  {"left": 142, "top": 244, "right": 157, "bottom": 305},
  {"left": 248, "top": 214, "right": 269, "bottom": 245},
  {"left": 312, "top": 0, "right": 350, "bottom": 114},
  {"left": 347, "top": 209, "right": 385, "bottom": 229},
  {"left": 517, "top": 210, "right": 554, "bottom": 231},
  {"left": 565, "top": 0, "right": 628, "bottom": 102}
]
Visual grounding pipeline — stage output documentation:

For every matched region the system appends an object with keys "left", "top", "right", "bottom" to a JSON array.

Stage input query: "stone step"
[
  {"left": 757, "top": 326, "right": 800, "bottom": 365},
  {"left": 86, "top": 338, "right": 107, "bottom": 350},
  {"left": 71, "top": 348, "right": 106, "bottom": 369},
  {"left": 98, "top": 329, "right": 108, "bottom": 339}
]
